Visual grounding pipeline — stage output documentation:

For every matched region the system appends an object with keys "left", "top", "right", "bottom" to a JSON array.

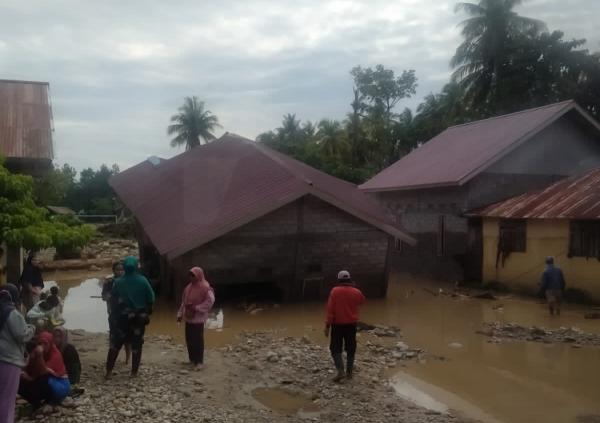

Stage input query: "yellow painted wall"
[{"left": 482, "top": 218, "right": 600, "bottom": 301}]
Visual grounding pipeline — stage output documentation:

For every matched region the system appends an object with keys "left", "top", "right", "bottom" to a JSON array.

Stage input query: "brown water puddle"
[
  {"left": 50, "top": 272, "right": 600, "bottom": 423},
  {"left": 251, "top": 387, "right": 319, "bottom": 415}
]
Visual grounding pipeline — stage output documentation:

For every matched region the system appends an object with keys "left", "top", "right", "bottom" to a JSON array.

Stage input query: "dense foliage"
[
  {"left": 0, "top": 164, "right": 95, "bottom": 253},
  {"left": 256, "top": 1, "right": 600, "bottom": 183},
  {"left": 34, "top": 163, "right": 120, "bottom": 215},
  {"left": 168, "top": 96, "right": 221, "bottom": 150}
]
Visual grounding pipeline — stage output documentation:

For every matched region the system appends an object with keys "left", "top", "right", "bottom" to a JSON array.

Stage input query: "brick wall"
[{"left": 170, "top": 195, "right": 390, "bottom": 301}]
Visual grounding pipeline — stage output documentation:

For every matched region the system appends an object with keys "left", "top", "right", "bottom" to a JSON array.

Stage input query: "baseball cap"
[{"left": 337, "top": 270, "right": 351, "bottom": 281}]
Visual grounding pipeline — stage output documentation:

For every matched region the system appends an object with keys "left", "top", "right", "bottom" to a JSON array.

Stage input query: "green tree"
[
  {"left": 168, "top": 97, "right": 221, "bottom": 150},
  {"left": 316, "top": 119, "right": 347, "bottom": 158},
  {"left": 451, "top": 0, "right": 546, "bottom": 113},
  {"left": 34, "top": 164, "right": 77, "bottom": 206},
  {"left": 0, "top": 164, "right": 94, "bottom": 252},
  {"left": 66, "top": 164, "right": 119, "bottom": 214}
]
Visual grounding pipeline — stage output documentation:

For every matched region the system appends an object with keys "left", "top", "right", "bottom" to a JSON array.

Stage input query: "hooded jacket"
[
  {"left": 0, "top": 285, "right": 35, "bottom": 367},
  {"left": 112, "top": 256, "right": 155, "bottom": 310}
]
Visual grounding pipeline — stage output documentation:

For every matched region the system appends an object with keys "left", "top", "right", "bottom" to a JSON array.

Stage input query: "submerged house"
[
  {"left": 360, "top": 100, "right": 600, "bottom": 282},
  {"left": 469, "top": 168, "right": 600, "bottom": 301},
  {"left": 109, "top": 133, "right": 415, "bottom": 301},
  {"left": 0, "top": 79, "right": 55, "bottom": 283}
]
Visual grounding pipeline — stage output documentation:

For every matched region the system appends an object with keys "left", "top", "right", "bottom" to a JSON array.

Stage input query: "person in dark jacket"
[
  {"left": 540, "top": 256, "right": 566, "bottom": 316},
  {"left": 324, "top": 270, "right": 365, "bottom": 382},
  {"left": 101, "top": 261, "right": 130, "bottom": 364},
  {"left": 52, "top": 327, "right": 81, "bottom": 385},
  {"left": 19, "top": 252, "right": 44, "bottom": 311},
  {"left": 105, "top": 256, "right": 155, "bottom": 379}
]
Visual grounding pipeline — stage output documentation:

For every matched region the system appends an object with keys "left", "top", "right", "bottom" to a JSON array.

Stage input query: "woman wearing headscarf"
[
  {"left": 52, "top": 327, "right": 81, "bottom": 386},
  {"left": 0, "top": 284, "right": 35, "bottom": 423},
  {"left": 19, "top": 252, "right": 44, "bottom": 311},
  {"left": 19, "top": 331, "right": 70, "bottom": 408},
  {"left": 101, "top": 261, "right": 130, "bottom": 364},
  {"left": 177, "top": 267, "right": 215, "bottom": 369}
]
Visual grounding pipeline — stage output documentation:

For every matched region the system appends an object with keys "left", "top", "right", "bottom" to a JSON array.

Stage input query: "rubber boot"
[
  {"left": 332, "top": 354, "right": 345, "bottom": 382},
  {"left": 131, "top": 348, "right": 142, "bottom": 377},
  {"left": 105, "top": 348, "right": 119, "bottom": 379},
  {"left": 346, "top": 353, "right": 355, "bottom": 379}
]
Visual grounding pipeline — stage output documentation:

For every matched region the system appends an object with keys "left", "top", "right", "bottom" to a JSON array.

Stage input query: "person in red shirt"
[{"left": 324, "top": 270, "right": 365, "bottom": 382}]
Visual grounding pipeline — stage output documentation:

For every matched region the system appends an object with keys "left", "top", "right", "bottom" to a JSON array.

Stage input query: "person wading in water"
[
  {"left": 539, "top": 256, "right": 566, "bottom": 316},
  {"left": 105, "top": 256, "right": 155, "bottom": 379},
  {"left": 324, "top": 270, "right": 365, "bottom": 382},
  {"left": 177, "top": 267, "right": 215, "bottom": 369}
]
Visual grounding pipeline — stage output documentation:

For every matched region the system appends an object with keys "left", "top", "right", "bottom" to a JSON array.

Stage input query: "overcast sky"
[{"left": 1, "top": 0, "right": 599, "bottom": 171}]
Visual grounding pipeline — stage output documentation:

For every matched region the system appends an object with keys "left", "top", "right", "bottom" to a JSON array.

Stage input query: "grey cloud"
[{"left": 0, "top": 0, "right": 598, "bottom": 171}]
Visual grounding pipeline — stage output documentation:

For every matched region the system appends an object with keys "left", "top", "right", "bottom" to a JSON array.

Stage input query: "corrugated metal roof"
[
  {"left": 0, "top": 80, "right": 53, "bottom": 160},
  {"left": 109, "top": 133, "right": 415, "bottom": 259},
  {"left": 469, "top": 168, "right": 600, "bottom": 219},
  {"left": 360, "top": 100, "right": 600, "bottom": 192}
]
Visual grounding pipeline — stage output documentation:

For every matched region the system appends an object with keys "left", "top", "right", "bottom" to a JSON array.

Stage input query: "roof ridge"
[{"left": 446, "top": 100, "right": 574, "bottom": 130}]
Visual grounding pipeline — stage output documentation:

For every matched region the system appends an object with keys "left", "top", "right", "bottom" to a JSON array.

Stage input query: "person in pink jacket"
[{"left": 177, "top": 267, "right": 215, "bottom": 369}]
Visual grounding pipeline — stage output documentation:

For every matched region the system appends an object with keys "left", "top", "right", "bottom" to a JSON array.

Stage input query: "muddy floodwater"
[{"left": 49, "top": 271, "right": 600, "bottom": 423}]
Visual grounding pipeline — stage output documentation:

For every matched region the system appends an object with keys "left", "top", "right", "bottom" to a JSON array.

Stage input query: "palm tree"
[
  {"left": 451, "top": 0, "right": 546, "bottom": 110},
  {"left": 316, "top": 119, "right": 347, "bottom": 158},
  {"left": 168, "top": 97, "right": 221, "bottom": 150}
]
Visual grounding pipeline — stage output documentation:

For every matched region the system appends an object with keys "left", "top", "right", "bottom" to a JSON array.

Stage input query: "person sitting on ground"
[
  {"left": 177, "top": 267, "right": 215, "bottom": 370},
  {"left": 52, "top": 327, "right": 81, "bottom": 386},
  {"left": 19, "top": 332, "right": 71, "bottom": 409},
  {"left": 540, "top": 256, "right": 566, "bottom": 316},
  {"left": 0, "top": 284, "right": 36, "bottom": 423},
  {"left": 101, "top": 261, "right": 130, "bottom": 364},
  {"left": 105, "top": 256, "right": 155, "bottom": 379},
  {"left": 48, "top": 286, "right": 64, "bottom": 314},
  {"left": 324, "top": 270, "right": 366, "bottom": 382},
  {"left": 26, "top": 296, "right": 64, "bottom": 331},
  {"left": 19, "top": 252, "right": 44, "bottom": 311}
]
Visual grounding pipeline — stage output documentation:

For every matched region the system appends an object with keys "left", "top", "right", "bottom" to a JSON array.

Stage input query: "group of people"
[
  {"left": 102, "top": 258, "right": 215, "bottom": 377},
  {"left": 0, "top": 252, "right": 82, "bottom": 423}
]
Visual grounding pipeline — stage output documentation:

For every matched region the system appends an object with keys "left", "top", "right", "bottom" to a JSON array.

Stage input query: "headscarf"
[
  {"left": 19, "top": 252, "right": 44, "bottom": 289},
  {"left": 53, "top": 326, "right": 69, "bottom": 352},
  {"left": 37, "top": 331, "right": 67, "bottom": 377},
  {"left": 0, "top": 284, "right": 19, "bottom": 331},
  {"left": 185, "top": 267, "right": 210, "bottom": 305}
]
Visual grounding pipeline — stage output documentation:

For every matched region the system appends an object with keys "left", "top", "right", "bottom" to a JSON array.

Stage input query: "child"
[{"left": 49, "top": 286, "right": 64, "bottom": 314}]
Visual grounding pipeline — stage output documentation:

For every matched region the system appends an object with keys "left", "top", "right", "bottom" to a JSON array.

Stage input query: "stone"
[
  {"left": 266, "top": 351, "right": 280, "bottom": 363},
  {"left": 395, "top": 341, "right": 409, "bottom": 351},
  {"left": 448, "top": 342, "right": 463, "bottom": 349}
]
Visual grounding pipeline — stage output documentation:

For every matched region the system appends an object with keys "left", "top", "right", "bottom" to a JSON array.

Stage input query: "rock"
[
  {"left": 448, "top": 342, "right": 463, "bottom": 349},
  {"left": 266, "top": 351, "right": 280, "bottom": 363},
  {"left": 395, "top": 341, "right": 409, "bottom": 351}
]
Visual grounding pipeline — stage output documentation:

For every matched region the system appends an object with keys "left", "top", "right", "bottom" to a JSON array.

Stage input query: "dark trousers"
[
  {"left": 330, "top": 323, "right": 357, "bottom": 374},
  {"left": 19, "top": 375, "right": 52, "bottom": 408},
  {"left": 106, "top": 315, "right": 147, "bottom": 374},
  {"left": 185, "top": 323, "right": 205, "bottom": 364}
]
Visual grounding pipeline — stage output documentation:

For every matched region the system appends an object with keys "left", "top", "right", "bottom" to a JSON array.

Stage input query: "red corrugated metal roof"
[
  {"left": 110, "top": 133, "right": 415, "bottom": 259},
  {"left": 469, "top": 168, "right": 600, "bottom": 219},
  {"left": 0, "top": 80, "right": 53, "bottom": 160},
  {"left": 360, "top": 100, "right": 600, "bottom": 192}
]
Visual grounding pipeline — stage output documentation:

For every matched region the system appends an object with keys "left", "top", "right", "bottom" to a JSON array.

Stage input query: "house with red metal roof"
[
  {"left": 0, "top": 79, "right": 54, "bottom": 175},
  {"left": 360, "top": 100, "right": 600, "bottom": 282},
  {"left": 109, "top": 133, "right": 415, "bottom": 301},
  {"left": 468, "top": 168, "right": 600, "bottom": 301}
]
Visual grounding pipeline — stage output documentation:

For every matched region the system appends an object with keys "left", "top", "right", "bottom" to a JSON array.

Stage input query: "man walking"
[
  {"left": 324, "top": 270, "right": 365, "bottom": 382},
  {"left": 540, "top": 256, "right": 566, "bottom": 316}
]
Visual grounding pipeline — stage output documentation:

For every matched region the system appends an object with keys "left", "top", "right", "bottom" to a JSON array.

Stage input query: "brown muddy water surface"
[
  {"left": 48, "top": 271, "right": 600, "bottom": 423},
  {"left": 251, "top": 387, "right": 320, "bottom": 415}
]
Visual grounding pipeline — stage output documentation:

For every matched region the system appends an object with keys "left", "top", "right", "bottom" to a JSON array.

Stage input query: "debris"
[
  {"left": 478, "top": 321, "right": 600, "bottom": 347},
  {"left": 448, "top": 342, "right": 463, "bottom": 349}
]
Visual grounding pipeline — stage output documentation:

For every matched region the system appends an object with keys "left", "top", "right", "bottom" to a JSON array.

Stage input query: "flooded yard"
[{"left": 49, "top": 271, "right": 600, "bottom": 423}]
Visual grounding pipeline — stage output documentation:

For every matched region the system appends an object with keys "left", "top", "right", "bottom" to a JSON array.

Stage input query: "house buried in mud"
[
  {"left": 109, "top": 133, "right": 415, "bottom": 302},
  {"left": 360, "top": 100, "right": 600, "bottom": 283}
]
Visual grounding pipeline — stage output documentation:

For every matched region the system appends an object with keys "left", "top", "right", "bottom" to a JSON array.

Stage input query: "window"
[
  {"left": 569, "top": 220, "right": 600, "bottom": 258},
  {"left": 498, "top": 219, "right": 527, "bottom": 253},
  {"left": 395, "top": 238, "right": 403, "bottom": 253},
  {"left": 437, "top": 215, "right": 446, "bottom": 257}
]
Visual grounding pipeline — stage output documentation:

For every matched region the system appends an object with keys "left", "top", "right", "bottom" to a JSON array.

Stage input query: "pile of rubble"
[{"left": 478, "top": 322, "right": 600, "bottom": 347}]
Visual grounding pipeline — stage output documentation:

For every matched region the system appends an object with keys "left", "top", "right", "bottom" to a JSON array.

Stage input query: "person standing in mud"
[
  {"left": 105, "top": 256, "right": 155, "bottom": 379},
  {"left": 102, "top": 261, "right": 131, "bottom": 364},
  {"left": 539, "top": 256, "right": 566, "bottom": 316},
  {"left": 177, "top": 267, "right": 215, "bottom": 369},
  {"left": 324, "top": 270, "right": 365, "bottom": 382}
]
